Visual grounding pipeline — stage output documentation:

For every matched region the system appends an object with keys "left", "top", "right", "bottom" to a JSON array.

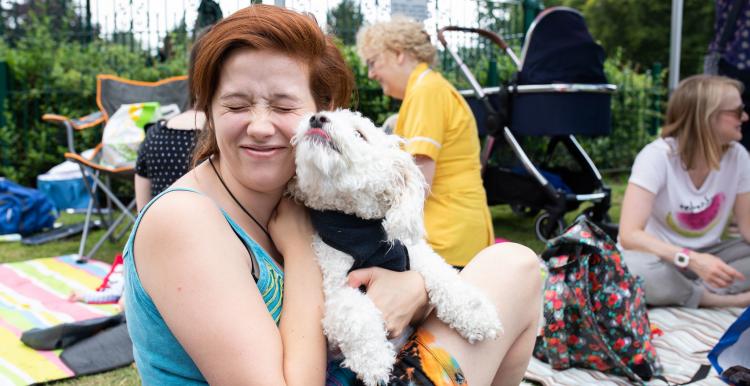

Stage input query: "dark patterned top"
[
  {"left": 135, "top": 120, "right": 199, "bottom": 196},
  {"left": 708, "top": 0, "right": 750, "bottom": 69}
]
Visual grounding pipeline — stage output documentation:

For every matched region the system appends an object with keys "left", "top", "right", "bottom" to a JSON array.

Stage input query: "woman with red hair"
[{"left": 122, "top": 5, "right": 542, "bottom": 385}]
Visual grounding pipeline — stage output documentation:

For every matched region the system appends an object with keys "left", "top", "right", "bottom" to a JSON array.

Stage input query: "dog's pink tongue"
[{"left": 307, "top": 128, "right": 330, "bottom": 140}]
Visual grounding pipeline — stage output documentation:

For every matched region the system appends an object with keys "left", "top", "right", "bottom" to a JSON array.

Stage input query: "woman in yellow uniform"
[{"left": 357, "top": 17, "right": 493, "bottom": 267}]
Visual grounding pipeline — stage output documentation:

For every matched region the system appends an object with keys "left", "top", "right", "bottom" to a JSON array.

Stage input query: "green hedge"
[
  {"left": 581, "top": 51, "right": 665, "bottom": 171},
  {"left": 0, "top": 14, "right": 187, "bottom": 186},
  {"left": 0, "top": 16, "right": 666, "bottom": 186}
]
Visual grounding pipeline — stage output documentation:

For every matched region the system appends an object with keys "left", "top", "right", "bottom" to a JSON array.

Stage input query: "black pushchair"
[{"left": 438, "top": 7, "right": 617, "bottom": 241}]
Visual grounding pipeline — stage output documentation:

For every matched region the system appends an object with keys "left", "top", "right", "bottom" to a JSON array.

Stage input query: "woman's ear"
[{"left": 396, "top": 51, "right": 405, "bottom": 64}]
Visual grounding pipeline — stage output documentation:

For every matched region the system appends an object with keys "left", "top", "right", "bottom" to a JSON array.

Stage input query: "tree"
[
  {"left": 327, "top": 0, "right": 364, "bottom": 45},
  {"left": 194, "top": 0, "right": 223, "bottom": 37},
  {"left": 544, "top": 0, "right": 714, "bottom": 76},
  {"left": 1, "top": 0, "right": 100, "bottom": 47}
]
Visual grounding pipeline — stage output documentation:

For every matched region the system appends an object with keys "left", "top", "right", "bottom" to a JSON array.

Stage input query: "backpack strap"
[{"left": 652, "top": 364, "right": 711, "bottom": 386}]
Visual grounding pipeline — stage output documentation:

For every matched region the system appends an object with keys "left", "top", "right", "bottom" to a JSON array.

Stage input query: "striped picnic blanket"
[
  {"left": 0, "top": 255, "right": 120, "bottom": 385},
  {"left": 526, "top": 306, "right": 744, "bottom": 385}
]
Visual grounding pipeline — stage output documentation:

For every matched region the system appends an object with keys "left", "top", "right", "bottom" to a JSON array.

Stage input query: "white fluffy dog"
[{"left": 288, "top": 109, "right": 502, "bottom": 386}]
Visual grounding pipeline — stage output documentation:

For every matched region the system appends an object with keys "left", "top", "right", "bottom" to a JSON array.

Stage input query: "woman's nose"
[{"left": 246, "top": 108, "right": 275, "bottom": 137}]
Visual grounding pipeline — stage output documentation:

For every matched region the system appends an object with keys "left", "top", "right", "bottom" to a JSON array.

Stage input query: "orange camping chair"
[{"left": 42, "top": 74, "right": 189, "bottom": 262}]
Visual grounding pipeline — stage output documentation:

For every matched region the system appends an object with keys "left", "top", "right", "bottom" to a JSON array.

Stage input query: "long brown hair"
[
  {"left": 661, "top": 75, "right": 743, "bottom": 170},
  {"left": 190, "top": 4, "right": 354, "bottom": 166}
]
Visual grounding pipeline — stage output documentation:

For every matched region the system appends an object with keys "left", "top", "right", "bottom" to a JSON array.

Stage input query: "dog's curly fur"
[{"left": 288, "top": 109, "right": 502, "bottom": 386}]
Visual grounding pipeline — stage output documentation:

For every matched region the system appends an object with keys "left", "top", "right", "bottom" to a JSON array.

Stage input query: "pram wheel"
[
  {"left": 511, "top": 204, "right": 540, "bottom": 218},
  {"left": 534, "top": 212, "right": 565, "bottom": 241}
]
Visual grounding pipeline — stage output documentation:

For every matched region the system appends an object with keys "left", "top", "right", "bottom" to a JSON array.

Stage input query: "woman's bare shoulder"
[
  {"left": 134, "top": 189, "right": 237, "bottom": 260},
  {"left": 141, "top": 189, "right": 219, "bottom": 228},
  {"left": 133, "top": 188, "right": 255, "bottom": 302}
]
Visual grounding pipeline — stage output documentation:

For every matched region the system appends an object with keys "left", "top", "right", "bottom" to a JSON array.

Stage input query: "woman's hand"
[
  {"left": 689, "top": 252, "right": 746, "bottom": 289},
  {"left": 268, "top": 197, "right": 314, "bottom": 257},
  {"left": 347, "top": 268, "right": 429, "bottom": 337}
]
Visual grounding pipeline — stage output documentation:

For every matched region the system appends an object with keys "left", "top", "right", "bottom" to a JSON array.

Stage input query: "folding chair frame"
[{"left": 42, "top": 74, "right": 189, "bottom": 262}]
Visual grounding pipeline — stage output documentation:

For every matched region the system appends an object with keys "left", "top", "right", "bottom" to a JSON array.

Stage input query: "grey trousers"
[{"left": 622, "top": 239, "right": 750, "bottom": 308}]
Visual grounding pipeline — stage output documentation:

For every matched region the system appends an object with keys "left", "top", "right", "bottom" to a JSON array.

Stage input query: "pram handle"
[
  {"left": 438, "top": 26, "right": 509, "bottom": 50},
  {"left": 437, "top": 26, "right": 521, "bottom": 68},
  {"left": 459, "top": 83, "right": 617, "bottom": 97}
]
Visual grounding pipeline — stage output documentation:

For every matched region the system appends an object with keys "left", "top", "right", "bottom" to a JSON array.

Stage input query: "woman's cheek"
[{"left": 280, "top": 115, "right": 307, "bottom": 139}]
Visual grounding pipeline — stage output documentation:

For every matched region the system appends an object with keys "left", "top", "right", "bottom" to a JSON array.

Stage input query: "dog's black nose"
[{"left": 309, "top": 114, "right": 329, "bottom": 129}]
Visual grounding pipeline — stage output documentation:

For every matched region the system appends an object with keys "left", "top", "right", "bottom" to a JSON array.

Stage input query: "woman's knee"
[
  {"left": 641, "top": 267, "right": 697, "bottom": 306},
  {"left": 476, "top": 242, "right": 539, "bottom": 270},
  {"left": 467, "top": 242, "right": 543, "bottom": 297}
]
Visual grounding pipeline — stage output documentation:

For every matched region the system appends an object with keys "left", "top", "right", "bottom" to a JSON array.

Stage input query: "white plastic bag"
[{"left": 101, "top": 102, "right": 160, "bottom": 168}]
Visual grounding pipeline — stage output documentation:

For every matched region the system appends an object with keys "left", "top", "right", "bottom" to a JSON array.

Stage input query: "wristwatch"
[{"left": 674, "top": 248, "right": 691, "bottom": 269}]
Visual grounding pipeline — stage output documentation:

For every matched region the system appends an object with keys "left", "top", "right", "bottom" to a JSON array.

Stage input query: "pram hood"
[{"left": 518, "top": 7, "right": 607, "bottom": 85}]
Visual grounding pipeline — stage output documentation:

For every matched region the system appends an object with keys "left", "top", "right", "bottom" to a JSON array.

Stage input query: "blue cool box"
[{"left": 37, "top": 175, "right": 91, "bottom": 210}]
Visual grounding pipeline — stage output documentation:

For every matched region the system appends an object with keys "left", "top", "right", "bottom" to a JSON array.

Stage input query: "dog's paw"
[
  {"left": 432, "top": 285, "right": 503, "bottom": 343},
  {"left": 341, "top": 348, "right": 394, "bottom": 386},
  {"left": 453, "top": 298, "right": 503, "bottom": 343},
  {"left": 458, "top": 310, "right": 503, "bottom": 343}
]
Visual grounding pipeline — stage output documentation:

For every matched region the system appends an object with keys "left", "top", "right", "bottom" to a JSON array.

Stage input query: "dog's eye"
[{"left": 354, "top": 130, "right": 367, "bottom": 141}]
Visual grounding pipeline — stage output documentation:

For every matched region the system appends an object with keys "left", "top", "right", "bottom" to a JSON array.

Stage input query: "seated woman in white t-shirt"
[{"left": 620, "top": 75, "right": 750, "bottom": 308}]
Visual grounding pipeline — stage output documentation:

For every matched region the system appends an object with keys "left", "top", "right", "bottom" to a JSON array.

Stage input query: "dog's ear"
[{"left": 382, "top": 150, "right": 426, "bottom": 244}]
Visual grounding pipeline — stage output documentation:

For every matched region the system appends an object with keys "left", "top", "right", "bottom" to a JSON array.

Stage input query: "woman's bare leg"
[{"left": 419, "top": 242, "right": 543, "bottom": 386}]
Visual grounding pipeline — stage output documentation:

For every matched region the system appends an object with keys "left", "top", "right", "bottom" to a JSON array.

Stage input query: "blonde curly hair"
[{"left": 356, "top": 16, "right": 436, "bottom": 65}]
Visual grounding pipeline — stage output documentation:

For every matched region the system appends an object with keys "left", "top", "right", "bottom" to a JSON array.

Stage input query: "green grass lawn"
[{"left": 0, "top": 175, "right": 627, "bottom": 385}]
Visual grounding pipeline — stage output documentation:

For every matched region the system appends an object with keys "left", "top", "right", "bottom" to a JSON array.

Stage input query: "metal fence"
[{"left": 0, "top": 0, "right": 526, "bottom": 53}]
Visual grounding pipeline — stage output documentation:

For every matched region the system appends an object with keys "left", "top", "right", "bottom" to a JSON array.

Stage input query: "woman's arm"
[
  {"left": 620, "top": 183, "right": 744, "bottom": 288},
  {"left": 270, "top": 198, "right": 327, "bottom": 385},
  {"left": 414, "top": 155, "right": 435, "bottom": 198},
  {"left": 619, "top": 183, "right": 684, "bottom": 259},
  {"left": 134, "top": 193, "right": 325, "bottom": 385},
  {"left": 734, "top": 192, "right": 750, "bottom": 242},
  {"left": 133, "top": 174, "right": 152, "bottom": 212}
]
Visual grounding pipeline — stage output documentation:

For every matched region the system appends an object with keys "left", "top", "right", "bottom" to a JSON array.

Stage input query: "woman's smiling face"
[
  {"left": 712, "top": 86, "right": 748, "bottom": 145},
  {"left": 211, "top": 48, "right": 317, "bottom": 192}
]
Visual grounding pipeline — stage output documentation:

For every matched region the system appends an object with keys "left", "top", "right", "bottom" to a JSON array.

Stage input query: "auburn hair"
[
  {"left": 661, "top": 75, "right": 743, "bottom": 170},
  {"left": 191, "top": 4, "right": 354, "bottom": 166}
]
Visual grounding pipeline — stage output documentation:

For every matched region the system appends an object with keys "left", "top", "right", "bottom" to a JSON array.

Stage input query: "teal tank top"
[{"left": 123, "top": 187, "right": 284, "bottom": 385}]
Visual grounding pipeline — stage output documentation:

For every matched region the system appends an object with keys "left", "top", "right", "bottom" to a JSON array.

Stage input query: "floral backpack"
[{"left": 534, "top": 218, "right": 660, "bottom": 383}]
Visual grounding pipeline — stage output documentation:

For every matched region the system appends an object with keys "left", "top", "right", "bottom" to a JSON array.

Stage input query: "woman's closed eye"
[
  {"left": 223, "top": 104, "right": 249, "bottom": 112},
  {"left": 272, "top": 105, "right": 297, "bottom": 113}
]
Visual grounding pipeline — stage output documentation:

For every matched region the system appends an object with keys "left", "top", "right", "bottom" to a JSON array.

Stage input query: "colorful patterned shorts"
[{"left": 326, "top": 328, "right": 468, "bottom": 386}]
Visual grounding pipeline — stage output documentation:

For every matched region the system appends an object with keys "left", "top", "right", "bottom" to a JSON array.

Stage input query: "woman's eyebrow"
[
  {"left": 218, "top": 92, "right": 301, "bottom": 103},
  {"left": 218, "top": 92, "right": 250, "bottom": 100},
  {"left": 270, "top": 92, "right": 301, "bottom": 102}
]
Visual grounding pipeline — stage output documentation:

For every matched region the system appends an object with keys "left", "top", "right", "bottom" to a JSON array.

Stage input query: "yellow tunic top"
[{"left": 395, "top": 63, "right": 494, "bottom": 266}]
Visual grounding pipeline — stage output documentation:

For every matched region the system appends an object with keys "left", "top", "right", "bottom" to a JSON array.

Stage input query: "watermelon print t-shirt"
[{"left": 629, "top": 137, "right": 750, "bottom": 249}]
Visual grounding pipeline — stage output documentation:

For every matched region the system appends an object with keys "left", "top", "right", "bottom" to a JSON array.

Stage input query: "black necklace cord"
[{"left": 208, "top": 156, "right": 273, "bottom": 241}]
